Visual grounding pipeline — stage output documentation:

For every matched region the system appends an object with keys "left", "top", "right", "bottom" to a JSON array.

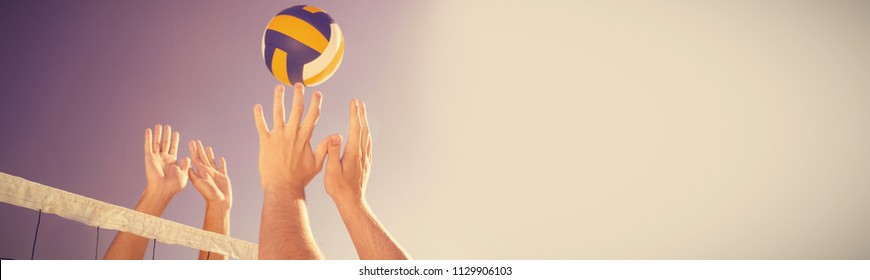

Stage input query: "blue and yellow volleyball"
[{"left": 261, "top": 5, "right": 344, "bottom": 87}]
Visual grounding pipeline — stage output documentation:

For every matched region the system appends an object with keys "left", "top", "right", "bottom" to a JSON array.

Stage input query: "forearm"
[
  {"left": 199, "top": 205, "right": 230, "bottom": 260},
  {"left": 104, "top": 187, "right": 171, "bottom": 260},
  {"left": 335, "top": 198, "right": 410, "bottom": 260},
  {"left": 259, "top": 190, "right": 323, "bottom": 260}
]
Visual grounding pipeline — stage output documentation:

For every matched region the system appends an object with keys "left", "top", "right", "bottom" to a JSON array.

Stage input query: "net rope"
[{"left": 0, "top": 172, "right": 258, "bottom": 260}]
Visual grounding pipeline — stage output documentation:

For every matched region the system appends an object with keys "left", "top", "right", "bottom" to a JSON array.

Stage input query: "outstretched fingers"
[
  {"left": 196, "top": 140, "right": 210, "bottom": 169},
  {"left": 161, "top": 125, "right": 172, "bottom": 154},
  {"left": 344, "top": 99, "right": 362, "bottom": 163},
  {"left": 207, "top": 146, "right": 216, "bottom": 167},
  {"left": 188, "top": 140, "right": 201, "bottom": 177},
  {"left": 359, "top": 101, "right": 372, "bottom": 162},
  {"left": 169, "top": 132, "right": 180, "bottom": 156},
  {"left": 254, "top": 104, "right": 269, "bottom": 137},
  {"left": 145, "top": 128, "right": 153, "bottom": 155},
  {"left": 273, "top": 84, "right": 286, "bottom": 129},
  {"left": 287, "top": 83, "right": 306, "bottom": 132},
  {"left": 299, "top": 91, "right": 322, "bottom": 145},
  {"left": 153, "top": 124, "right": 163, "bottom": 154}
]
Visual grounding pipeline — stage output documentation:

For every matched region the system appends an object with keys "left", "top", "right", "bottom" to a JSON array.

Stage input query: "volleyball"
[{"left": 261, "top": 5, "right": 344, "bottom": 87}]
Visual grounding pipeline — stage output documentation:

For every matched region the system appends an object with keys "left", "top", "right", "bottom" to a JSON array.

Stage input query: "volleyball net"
[{"left": 0, "top": 172, "right": 258, "bottom": 260}]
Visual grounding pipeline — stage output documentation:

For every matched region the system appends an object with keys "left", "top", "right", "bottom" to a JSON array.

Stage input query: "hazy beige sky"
[{"left": 339, "top": 0, "right": 870, "bottom": 259}]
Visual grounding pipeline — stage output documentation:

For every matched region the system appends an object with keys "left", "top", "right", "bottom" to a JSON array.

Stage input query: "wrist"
[
  {"left": 202, "top": 205, "right": 230, "bottom": 236},
  {"left": 332, "top": 194, "right": 366, "bottom": 209},
  {"left": 327, "top": 186, "right": 363, "bottom": 204},
  {"left": 144, "top": 182, "right": 179, "bottom": 201},
  {"left": 136, "top": 186, "right": 174, "bottom": 216},
  {"left": 263, "top": 184, "right": 307, "bottom": 200},
  {"left": 205, "top": 202, "right": 231, "bottom": 217}
]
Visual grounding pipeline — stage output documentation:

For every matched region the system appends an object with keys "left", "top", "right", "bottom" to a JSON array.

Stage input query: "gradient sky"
[{"left": 1, "top": 0, "right": 869, "bottom": 259}]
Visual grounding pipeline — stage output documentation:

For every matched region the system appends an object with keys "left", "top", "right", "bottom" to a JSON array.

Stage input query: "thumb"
[
  {"left": 180, "top": 157, "right": 191, "bottom": 173},
  {"left": 188, "top": 163, "right": 197, "bottom": 178},
  {"left": 326, "top": 134, "right": 343, "bottom": 174},
  {"left": 314, "top": 135, "right": 333, "bottom": 171},
  {"left": 219, "top": 157, "right": 228, "bottom": 174}
]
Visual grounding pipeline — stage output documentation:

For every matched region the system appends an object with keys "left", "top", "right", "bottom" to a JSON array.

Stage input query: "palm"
[
  {"left": 260, "top": 138, "right": 317, "bottom": 188},
  {"left": 189, "top": 140, "right": 232, "bottom": 209},
  {"left": 191, "top": 164, "right": 231, "bottom": 203},
  {"left": 146, "top": 154, "right": 184, "bottom": 182},
  {"left": 144, "top": 125, "right": 189, "bottom": 196}
]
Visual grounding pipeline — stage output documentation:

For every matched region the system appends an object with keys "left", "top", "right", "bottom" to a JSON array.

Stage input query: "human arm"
[
  {"left": 325, "top": 100, "right": 410, "bottom": 260},
  {"left": 253, "top": 84, "right": 330, "bottom": 259},
  {"left": 188, "top": 140, "right": 232, "bottom": 260},
  {"left": 104, "top": 124, "right": 191, "bottom": 260}
]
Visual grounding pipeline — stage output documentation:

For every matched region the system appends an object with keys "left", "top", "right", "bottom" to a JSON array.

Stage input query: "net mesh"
[{"left": 0, "top": 172, "right": 258, "bottom": 260}]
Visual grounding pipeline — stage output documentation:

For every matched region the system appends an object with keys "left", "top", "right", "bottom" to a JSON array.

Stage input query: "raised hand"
[
  {"left": 325, "top": 100, "right": 410, "bottom": 260},
  {"left": 324, "top": 100, "right": 370, "bottom": 204},
  {"left": 253, "top": 83, "right": 330, "bottom": 259},
  {"left": 188, "top": 140, "right": 232, "bottom": 211},
  {"left": 188, "top": 139, "right": 232, "bottom": 260},
  {"left": 144, "top": 124, "right": 191, "bottom": 199},
  {"left": 253, "top": 83, "right": 330, "bottom": 195},
  {"left": 105, "top": 124, "right": 191, "bottom": 259}
]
